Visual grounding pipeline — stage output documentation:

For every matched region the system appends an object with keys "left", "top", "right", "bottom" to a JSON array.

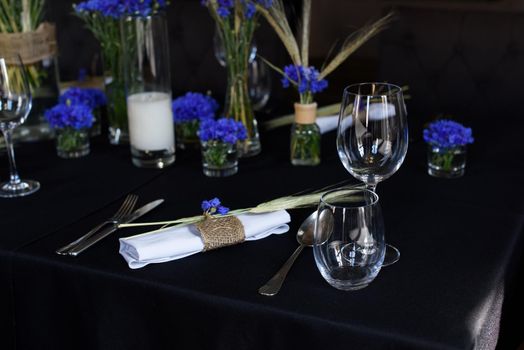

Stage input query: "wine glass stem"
[
  {"left": 2, "top": 129, "right": 21, "bottom": 186},
  {"left": 366, "top": 184, "right": 377, "bottom": 192}
]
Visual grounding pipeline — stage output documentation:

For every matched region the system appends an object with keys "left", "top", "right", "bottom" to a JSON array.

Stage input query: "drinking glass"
[
  {"left": 0, "top": 54, "right": 40, "bottom": 198},
  {"left": 337, "top": 83, "right": 408, "bottom": 265},
  {"left": 314, "top": 188, "right": 385, "bottom": 291}
]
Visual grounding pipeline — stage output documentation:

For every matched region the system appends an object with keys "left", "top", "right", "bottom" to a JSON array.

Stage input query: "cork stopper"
[{"left": 294, "top": 103, "right": 317, "bottom": 124}]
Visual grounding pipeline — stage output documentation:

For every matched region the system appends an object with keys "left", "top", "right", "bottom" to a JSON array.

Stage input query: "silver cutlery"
[
  {"left": 66, "top": 199, "right": 164, "bottom": 256},
  {"left": 56, "top": 194, "right": 139, "bottom": 255},
  {"left": 258, "top": 211, "right": 316, "bottom": 296}
]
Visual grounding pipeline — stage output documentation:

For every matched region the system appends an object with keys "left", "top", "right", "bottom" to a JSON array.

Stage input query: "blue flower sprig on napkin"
[
  {"left": 423, "top": 120, "right": 474, "bottom": 149},
  {"left": 60, "top": 87, "right": 107, "bottom": 110},
  {"left": 199, "top": 118, "right": 247, "bottom": 144},
  {"left": 172, "top": 92, "right": 219, "bottom": 124},
  {"left": 75, "top": 0, "right": 168, "bottom": 18},
  {"left": 45, "top": 104, "right": 94, "bottom": 130},
  {"left": 281, "top": 64, "right": 328, "bottom": 104},
  {"left": 202, "top": 198, "right": 230, "bottom": 216}
]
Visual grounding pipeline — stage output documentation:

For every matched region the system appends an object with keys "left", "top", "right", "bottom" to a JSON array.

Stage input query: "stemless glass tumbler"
[
  {"left": 314, "top": 188, "right": 385, "bottom": 291},
  {"left": 122, "top": 13, "right": 175, "bottom": 168}
]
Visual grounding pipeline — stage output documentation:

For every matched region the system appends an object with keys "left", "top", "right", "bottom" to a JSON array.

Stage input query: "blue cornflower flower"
[
  {"left": 60, "top": 87, "right": 107, "bottom": 110},
  {"left": 423, "top": 120, "right": 474, "bottom": 148},
  {"left": 199, "top": 118, "right": 247, "bottom": 144},
  {"left": 201, "top": 198, "right": 230, "bottom": 216},
  {"left": 281, "top": 64, "right": 328, "bottom": 98},
  {"left": 172, "top": 92, "right": 219, "bottom": 124},
  {"left": 74, "top": 0, "right": 168, "bottom": 18},
  {"left": 45, "top": 103, "right": 94, "bottom": 130}
]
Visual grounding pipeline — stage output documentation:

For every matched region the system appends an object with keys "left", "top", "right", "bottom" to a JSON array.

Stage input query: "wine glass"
[
  {"left": 337, "top": 82, "right": 408, "bottom": 266},
  {"left": 0, "top": 54, "right": 40, "bottom": 198}
]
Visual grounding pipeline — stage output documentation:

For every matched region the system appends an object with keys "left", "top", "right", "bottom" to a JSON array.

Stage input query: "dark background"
[{"left": 46, "top": 0, "right": 524, "bottom": 140}]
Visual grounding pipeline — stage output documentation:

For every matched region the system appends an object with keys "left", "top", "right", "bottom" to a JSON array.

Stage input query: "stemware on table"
[
  {"left": 0, "top": 54, "right": 40, "bottom": 198},
  {"left": 337, "top": 82, "right": 408, "bottom": 265}
]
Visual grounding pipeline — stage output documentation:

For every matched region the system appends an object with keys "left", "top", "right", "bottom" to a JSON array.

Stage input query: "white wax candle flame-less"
[{"left": 127, "top": 92, "right": 175, "bottom": 151}]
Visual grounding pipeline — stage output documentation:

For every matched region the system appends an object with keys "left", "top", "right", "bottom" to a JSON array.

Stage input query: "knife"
[{"left": 67, "top": 199, "right": 164, "bottom": 256}]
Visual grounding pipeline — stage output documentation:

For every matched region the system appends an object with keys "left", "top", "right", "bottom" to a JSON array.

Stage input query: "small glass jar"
[
  {"left": 55, "top": 128, "right": 90, "bottom": 159},
  {"left": 201, "top": 140, "right": 238, "bottom": 177},
  {"left": 175, "top": 120, "right": 200, "bottom": 150},
  {"left": 290, "top": 103, "right": 321, "bottom": 166},
  {"left": 427, "top": 145, "right": 467, "bottom": 178}
]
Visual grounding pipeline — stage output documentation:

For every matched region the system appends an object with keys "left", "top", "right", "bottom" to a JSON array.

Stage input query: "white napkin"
[
  {"left": 317, "top": 115, "right": 339, "bottom": 134},
  {"left": 119, "top": 210, "right": 291, "bottom": 269}
]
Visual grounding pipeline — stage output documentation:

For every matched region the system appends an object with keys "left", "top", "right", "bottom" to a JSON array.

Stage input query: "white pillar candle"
[{"left": 127, "top": 92, "right": 175, "bottom": 151}]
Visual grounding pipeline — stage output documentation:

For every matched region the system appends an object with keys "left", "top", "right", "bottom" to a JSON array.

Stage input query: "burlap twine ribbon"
[
  {"left": 0, "top": 23, "right": 57, "bottom": 64},
  {"left": 196, "top": 216, "right": 246, "bottom": 251}
]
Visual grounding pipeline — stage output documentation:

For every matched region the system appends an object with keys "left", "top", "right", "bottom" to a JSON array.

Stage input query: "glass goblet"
[
  {"left": 337, "top": 82, "right": 408, "bottom": 265},
  {"left": 314, "top": 188, "right": 385, "bottom": 291},
  {"left": 0, "top": 54, "right": 40, "bottom": 198}
]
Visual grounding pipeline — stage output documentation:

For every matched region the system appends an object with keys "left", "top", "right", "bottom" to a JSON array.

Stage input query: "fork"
[{"left": 55, "top": 194, "right": 139, "bottom": 255}]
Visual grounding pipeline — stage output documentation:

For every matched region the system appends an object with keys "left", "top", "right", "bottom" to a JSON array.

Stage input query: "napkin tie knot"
[{"left": 196, "top": 216, "right": 245, "bottom": 251}]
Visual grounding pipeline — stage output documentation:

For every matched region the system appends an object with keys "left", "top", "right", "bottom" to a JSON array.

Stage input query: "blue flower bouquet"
[
  {"left": 172, "top": 92, "right": 218, "bottom": 150},
  {"left": 60, "top": 87, "right": 106, "bottom": 137},
  {"left": 199, "top": 118, "right": 247, "bottom": 177},
  {"left": 45, "top": 103, "right": 94, "bottom": 158},
  {"left": 423, "top": 120, "right": 474, "bottom": 178}
]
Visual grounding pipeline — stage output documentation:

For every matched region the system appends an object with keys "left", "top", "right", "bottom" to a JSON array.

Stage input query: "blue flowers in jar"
[
  {"left": 45, "top": 103, "right": 94, "bottom": 158},
  {"left": 423, "top": 119, "right": 474, "bottom": 178},
  {"left": 199, "top": 118, "right": 247, "bottom": 177},
  {"left": 280, "top": 65, "right": 328, "bottom": 166},
  {"left": 61, "top": 87, "right": 106, "bottom": 136},
  {"left": 172, "top": 92, "right": 219, "bottom": 149}
]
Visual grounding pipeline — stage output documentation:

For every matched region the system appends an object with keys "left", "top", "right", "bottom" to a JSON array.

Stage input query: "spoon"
[{"left": 258, "top": 211, "right": 316, "bottom": 296}]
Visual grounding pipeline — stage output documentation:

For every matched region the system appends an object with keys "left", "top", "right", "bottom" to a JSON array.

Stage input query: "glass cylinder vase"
[
  {"left": 290, "top": 103, "right": 321, "bottom": 166},
  {"left": 201, "top": 140, "right": 238, "bottom": 177},
  {"left": 121, "top": 13, "right": 175, "bottom": 169},
  {"left": 427, "top": 145, "right": 467, "bottom": 178},
  {"left": 220, "top": 29, "right": 261, "bottom": 158},
  {"left": 55, "top": 128, "right": 90, "bottom": 159}
]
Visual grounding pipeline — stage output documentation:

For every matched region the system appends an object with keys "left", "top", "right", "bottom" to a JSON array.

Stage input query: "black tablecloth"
[{"left": 1, "top": 126, "right": 523, "bottom": 350}]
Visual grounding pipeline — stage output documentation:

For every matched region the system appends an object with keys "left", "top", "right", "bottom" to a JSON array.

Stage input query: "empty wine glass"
[
  {"left": 337, "top": 83, "right": 408, "bottom": 265},
  {"left": 314, "top": 188, "right": 385, "bottom": 291},
  {"left": 0, "top": 54, "right": 40, "bottom": 198}
]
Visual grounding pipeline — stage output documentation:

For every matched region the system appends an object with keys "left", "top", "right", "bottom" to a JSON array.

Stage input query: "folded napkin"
[
  {"left": 119, "top": 210, "right": 291, "bottom": 269},
  {"left": 316, "top": 115, "right": 338, "bottom": 134}
]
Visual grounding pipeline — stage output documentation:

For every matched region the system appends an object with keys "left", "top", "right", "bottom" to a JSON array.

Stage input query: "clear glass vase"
[
  {"left": 55, "top": 128, "right": 90, "bottom": 159},
  {"left": 221, "top": 31, "right": 261, "bottom": 158},
  {"left": 122, "top": 12, "right": 175, "bottom": 168},
  {"left": 427, "top": 145, "right": 467, "bottom": 178},
  {"left": 291, "top": 103, "right": 321, "bottom": 166},
  {"left": 201, "top": 140, "right": 238, "bottom": 177}
]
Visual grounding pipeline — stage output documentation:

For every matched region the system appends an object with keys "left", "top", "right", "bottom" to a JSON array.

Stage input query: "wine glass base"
[
  {"left": 0, "top": 180, "right": 40, "bottom": 198},
  {"left": 383, "top": 243, "right": 400, "bottom": 267}
]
